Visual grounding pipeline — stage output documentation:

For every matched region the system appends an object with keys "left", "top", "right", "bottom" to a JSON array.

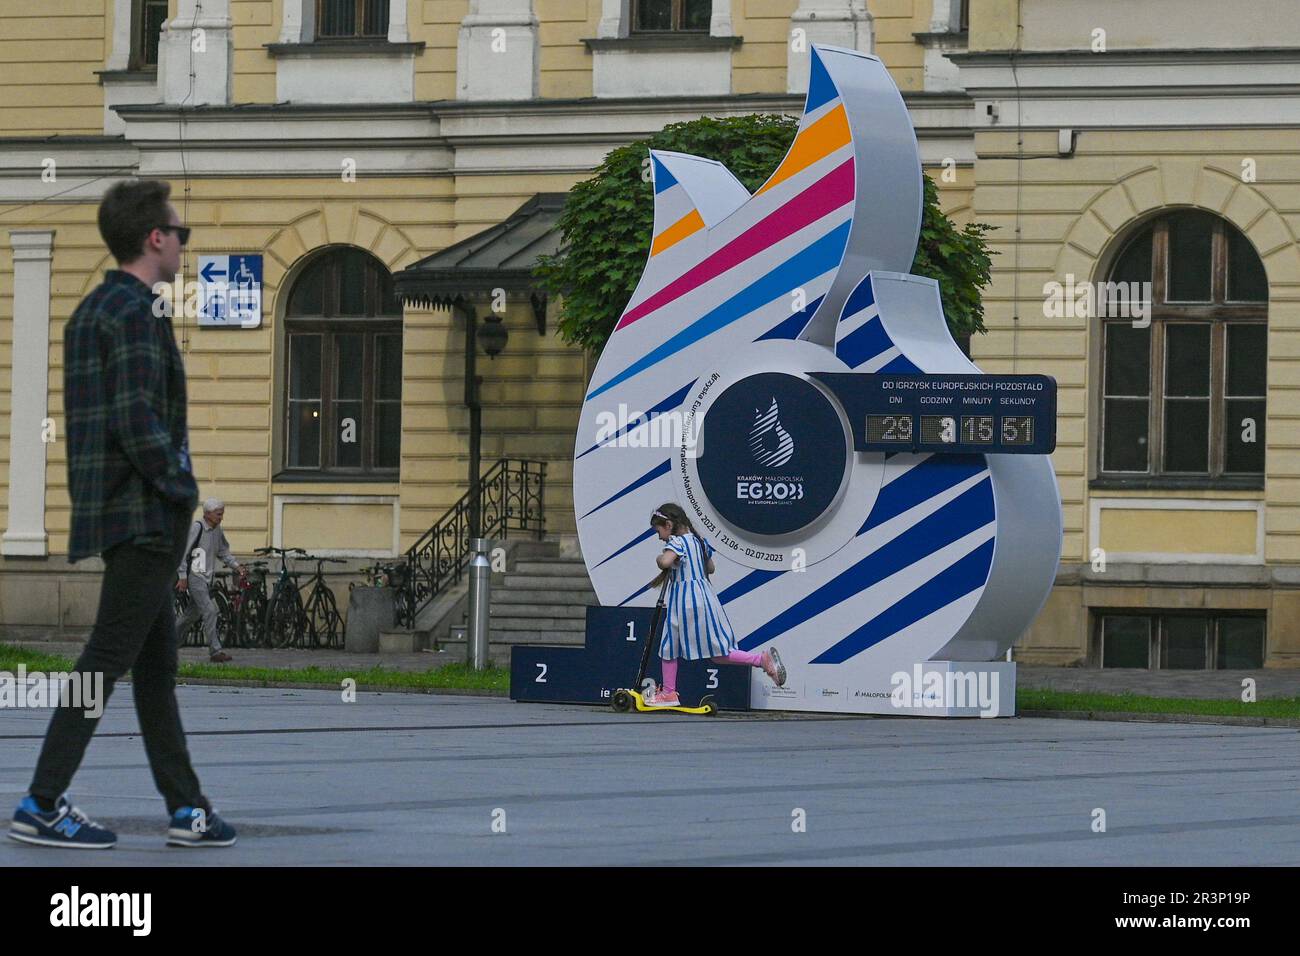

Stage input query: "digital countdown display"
[
  {"left": 811, "top": 373, "right": 1057, "bottom": 455},
  {"left": 865, "top": 414, "right": 913, "bottom": 443}
]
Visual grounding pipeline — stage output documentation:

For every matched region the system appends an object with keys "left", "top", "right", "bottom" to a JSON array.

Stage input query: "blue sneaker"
[
  {"left": 9, "top": 795, "right": 117, "bottom": 849},
  {"left": 166, "top": 806, "right": 237, "bottom": 848}
]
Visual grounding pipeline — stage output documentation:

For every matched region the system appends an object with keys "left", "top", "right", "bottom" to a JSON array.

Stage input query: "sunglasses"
[{"left": 156, "top": 224, "right": 191, "bottom": 246}]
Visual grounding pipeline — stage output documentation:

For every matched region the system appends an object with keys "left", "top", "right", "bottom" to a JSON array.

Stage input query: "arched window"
[
  {"left": 284, "top": 247, "right": 402, "bottom": 476},
  {"left": 1100, "top": 210, "right": 1267, "bottom": 482}
]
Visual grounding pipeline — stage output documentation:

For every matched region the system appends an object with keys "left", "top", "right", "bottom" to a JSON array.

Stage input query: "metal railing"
[{"left": 398, "top": 458, "right": 546, "bottom": 628}]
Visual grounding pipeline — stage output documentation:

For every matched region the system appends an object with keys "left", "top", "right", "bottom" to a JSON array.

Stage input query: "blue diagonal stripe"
[
  {"left": 576, "top": 379, "right": 698, "bottom": 460},
  {"left": 594, "top": 527, "right": 658, "bottom": 571},
  {"left": 718, "top": 567, "right": 782, "bottom": 605},
  {"left": 653, "top": 156, "right": 678, "bottom": 193},
  {"left": 836, "top": 315, "right": 894, "bottom": 369},
  {"left": 841, "top": 274, "right": 875, "bottom": 319},
  {"left": 859, "top": 454, "right": 986, "bottom": 535},
  {"left": 755, "top": 295, "right": 824, "bottom": 342},
  {"left": 878, "top": 353, "right": 921, "bottom": 374},
  {"left": 811, "top": 538, "right": 995, "bottom": 664},
  {"left": 739, "top": 477, "right": 994, "bottom": 650},
  {"left": 586, "top": 221, "right": 852, "bottom": 401},
  {"left": 618, "top": 580, "right": 655, "bottom": 607},
  {"left": 579, "top": 458, "right": 671, "bottom": 520}
]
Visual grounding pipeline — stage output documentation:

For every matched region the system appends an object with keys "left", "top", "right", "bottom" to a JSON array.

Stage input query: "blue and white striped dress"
[{"left": 659, "top": 533, "right": 739, "bottom": 661}]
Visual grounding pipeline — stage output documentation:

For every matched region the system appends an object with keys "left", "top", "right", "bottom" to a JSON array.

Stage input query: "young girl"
[{"left": 647, "top": 503, "right": 786, "bottom": 706}]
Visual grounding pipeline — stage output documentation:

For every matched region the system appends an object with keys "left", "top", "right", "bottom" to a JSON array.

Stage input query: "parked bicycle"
[
  {"left": 233, "top": 560, "right": 270, "bottom": 648},
  {"left": 256, "top": 546, "right": 307, "bottom": 649},
  {"left": 300, "top": 555, "right": 346, "bottom": 649}
]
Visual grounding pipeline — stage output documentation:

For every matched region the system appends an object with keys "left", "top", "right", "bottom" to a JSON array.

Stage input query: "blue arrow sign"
[{"left": 200, "top": 261, "right": 227, "bottom": 283}]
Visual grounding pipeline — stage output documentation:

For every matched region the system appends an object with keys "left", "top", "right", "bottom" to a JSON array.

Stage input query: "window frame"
[
  {"left": 282, "top": 249, "right": 402, "bottom": 480},
  {"left": 129, "top": 0, "right": 169, "bottom": 70},
  {"left": 630, "top": 0, "right": 712, "bottom": 34},
  {"left": 1095, "top": 611, "right": 1266, "bottom": 670},
  {"left": 315, "top": 0, "right": 390, "bottom": 40},
  {"left": 1097, "top": 213, "right": 1267, "bottom": 488}
]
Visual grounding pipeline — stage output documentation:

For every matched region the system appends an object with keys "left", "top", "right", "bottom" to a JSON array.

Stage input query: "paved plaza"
[{"left": 2, "top": 685, "right": 1297, "bottom": 866}]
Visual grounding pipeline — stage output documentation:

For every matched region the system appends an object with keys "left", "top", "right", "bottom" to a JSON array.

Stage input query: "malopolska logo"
[
  {"left": 50, "top": 886, "right": 151, "bottom": 936},
  {"left": 0, "top": 666, "right": 104, "bottom": 719},
  {"left": 749, "top": 398, "right": 795, "bottom": 468},
  {"left": 890, "top": 665, "right": 1001, "bottom": 717}
]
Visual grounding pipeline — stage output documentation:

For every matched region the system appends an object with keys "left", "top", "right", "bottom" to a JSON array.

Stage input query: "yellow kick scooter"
[{"left": 610, "top": 576, "right": 718, "bottom": 716}]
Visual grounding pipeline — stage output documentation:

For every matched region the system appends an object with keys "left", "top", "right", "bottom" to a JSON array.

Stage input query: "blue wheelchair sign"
[{"left": 198, "top": 254, "right": 262, "bottom": 328}]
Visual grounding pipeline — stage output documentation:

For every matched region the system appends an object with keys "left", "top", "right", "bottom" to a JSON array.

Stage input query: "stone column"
[
  {"left": 159, "top": 0, "right": 233, "bottom": 106},
  {"left": 3, "top": 230, "right": 55, "bottom": 557},
  {"left": 787, "top": 0, "right": 874, "bottom": 94},
  {"left": 457, "top": 0, "right": 540, "bottom": 101}
]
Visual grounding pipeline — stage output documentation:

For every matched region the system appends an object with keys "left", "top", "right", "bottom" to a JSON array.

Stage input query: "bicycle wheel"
[
  {"left": 264, "top": 584, "right": 302, "bottom": 649},
  {"left": 173, "top": 589, "right": 198, "bottom": 647},
  {"left": 310, "top": 585, "right": 342, "bottom": 649},
  {"left": 212, "top": 587, "right": 234, "bottom": 650},
  {"left": 241, "top": 588, "right": 269, "bottom": 648}
]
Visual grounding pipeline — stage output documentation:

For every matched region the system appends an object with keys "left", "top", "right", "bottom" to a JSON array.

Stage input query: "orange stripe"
[
  {"left": 756, "top": 104, "right": 850, "bottom": 196},
  {"left": 650, "top": 208, "right": 705, "bottom": 257}
]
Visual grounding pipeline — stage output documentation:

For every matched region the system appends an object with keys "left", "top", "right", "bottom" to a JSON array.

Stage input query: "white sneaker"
[{"left": 762, "top": 648, "right": 787, "bottom": 687}]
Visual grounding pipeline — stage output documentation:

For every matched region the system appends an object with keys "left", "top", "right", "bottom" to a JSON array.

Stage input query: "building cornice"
[{"left": 1, "top": 92, "right": 977, "bottom": 190}]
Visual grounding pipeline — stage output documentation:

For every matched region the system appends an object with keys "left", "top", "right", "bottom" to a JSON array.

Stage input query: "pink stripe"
[{"left": 616, "top": 158, "right": 855, "bottom": 332}]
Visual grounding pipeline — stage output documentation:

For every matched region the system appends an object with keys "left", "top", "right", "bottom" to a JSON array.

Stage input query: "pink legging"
[{"left": 660, "top": 649, "right": 764, "bottom": 695}]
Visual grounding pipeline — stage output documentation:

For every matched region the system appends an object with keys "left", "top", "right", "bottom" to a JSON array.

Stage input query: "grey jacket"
[{"left": 177, "top": 518, "right": 241, "bottom": 582}]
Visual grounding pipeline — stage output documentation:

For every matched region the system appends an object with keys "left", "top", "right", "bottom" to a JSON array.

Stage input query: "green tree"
[{"left": 534, "top": 113, "right": 994, "bottom": 355}]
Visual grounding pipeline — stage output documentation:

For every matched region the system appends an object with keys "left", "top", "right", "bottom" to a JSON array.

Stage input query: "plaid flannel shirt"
[{"left": 64, "top": 270, "right": 199, "bottom": 562}]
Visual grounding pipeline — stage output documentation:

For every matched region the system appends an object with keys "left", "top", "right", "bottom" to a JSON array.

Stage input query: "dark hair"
[
  {"left": 650, "top": 503, "right": 697, "bottom": 538},
  {"left": 97, "top": 179, "right": 172, "bottom": 264}
]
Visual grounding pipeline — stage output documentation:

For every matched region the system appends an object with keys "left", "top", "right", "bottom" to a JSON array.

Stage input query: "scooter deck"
[{"left": 614, "top": 689, "right": 718, "bottom": 716}]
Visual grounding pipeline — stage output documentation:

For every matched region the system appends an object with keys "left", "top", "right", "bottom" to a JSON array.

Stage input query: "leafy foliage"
[{"left": 534, "top": 113, "right": 995, "bottom": 354}]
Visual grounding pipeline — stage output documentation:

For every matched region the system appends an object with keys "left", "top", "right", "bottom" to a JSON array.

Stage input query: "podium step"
[{"left": 510, "top": 605, "right": 750, "bottom": 711}]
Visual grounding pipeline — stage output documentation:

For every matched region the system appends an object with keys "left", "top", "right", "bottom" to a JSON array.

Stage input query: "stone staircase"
[{"left": 435, "top": 539, "right": 598, "bottom": 665}]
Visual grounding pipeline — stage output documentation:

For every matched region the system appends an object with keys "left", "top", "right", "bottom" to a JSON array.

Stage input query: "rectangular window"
[
  {"left": 288, "top": 334, "right": 323, "bottom": 469},
  {"left": 1098, "top": 612, "right": 1265, "bottom": 670},
  {"left": 633, "top": 0, "right": 710, "bottom": 32},
  {"left": 1101, "top": 323, "right": 1150, "bottom": 473},
  {"left": 1224, "top": 323, "right": 1266, "bottom": 474},
  {"left": 1101, "top": 615, "right": 1150, "bottom": 669},
  {"left": 132, "top": 0, "right": 169, "bottom": 69},
  {"left": 285, "top": 328, "right": 400, "bottom": 475},
  {"left": 317, "top": 0, "right": 389, "bottom": 39},
  {"left": 1162, "top": 323, "right": 1211, "bottom": 473}
]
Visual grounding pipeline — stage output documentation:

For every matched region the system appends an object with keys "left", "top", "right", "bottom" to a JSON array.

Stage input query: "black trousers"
[{"left": 30, "top": 508, "right": 209, "bottom": 815}]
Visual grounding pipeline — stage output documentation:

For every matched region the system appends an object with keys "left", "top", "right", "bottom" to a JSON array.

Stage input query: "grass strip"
[
  {"left": 0, "top": 645, "right": 510, "bottom": 693},
  {"left": 1018, "top": 688, "right": 1298, "bottom": 720},
  {"left": 3, "top": 645, "right": 1295, "bottom": 717}
]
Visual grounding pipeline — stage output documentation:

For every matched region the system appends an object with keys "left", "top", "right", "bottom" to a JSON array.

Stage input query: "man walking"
[
  {"left": 8, "top": 179, "right": 236, "bottom": 849},
  {"left": 176, "top": 497, "right": 246, "bottom": 663}
]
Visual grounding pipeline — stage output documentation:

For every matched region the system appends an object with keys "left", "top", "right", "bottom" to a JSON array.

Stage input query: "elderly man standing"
[{"left": 176, "top": 497, "right": 246, "bottom": 663}]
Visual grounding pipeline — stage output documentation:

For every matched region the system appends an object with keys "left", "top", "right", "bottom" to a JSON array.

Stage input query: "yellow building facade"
[{"left": 1, "top": 0, "right": 1297, "bottom": 667}]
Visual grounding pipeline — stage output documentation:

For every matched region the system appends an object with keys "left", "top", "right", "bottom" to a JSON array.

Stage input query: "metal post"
[
  {"left": 463, "top": 302, "right": 483, "bottom": 539},
  {"left": 467, "top": 537, "right": 493, "bottom": 669}
]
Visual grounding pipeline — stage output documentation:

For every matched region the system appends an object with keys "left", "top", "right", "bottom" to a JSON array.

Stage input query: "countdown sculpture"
[{"left": 571, "top": 45, "right": 1063, "bottom": 714}]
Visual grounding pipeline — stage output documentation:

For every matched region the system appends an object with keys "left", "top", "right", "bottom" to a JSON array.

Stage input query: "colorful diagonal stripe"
[
  {"left": 588, "top": 220, "right": 852, "bottom": 401},
  {"left": 613, "top": 158, "right": 854, "bottom": 334}
]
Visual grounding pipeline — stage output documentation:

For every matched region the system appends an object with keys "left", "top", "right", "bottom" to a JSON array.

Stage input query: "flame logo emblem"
[{"left": 748, "top": 398, "right": 794, "bottom": 468}]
